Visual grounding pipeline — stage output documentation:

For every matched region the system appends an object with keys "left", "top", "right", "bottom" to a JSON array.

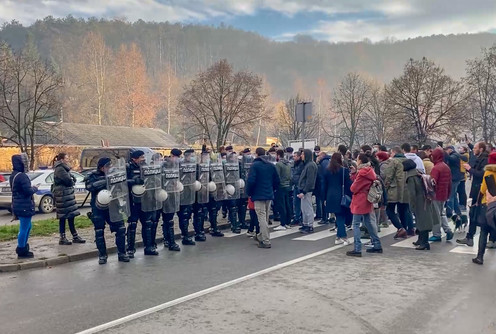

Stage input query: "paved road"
[
  {"left": 0, "top": 207, "right": 91, "bottom": 226},
  {"left": 0, "top": 222, "right": 494, "bottom": 334}
]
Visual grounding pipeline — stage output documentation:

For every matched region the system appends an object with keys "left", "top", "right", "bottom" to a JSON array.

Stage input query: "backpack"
[
  {"left": 367, "top": 179, "right": 383, "bottom": 204},
  {"left": 419, "top": 172, "right": 436, "bottom": 201}
]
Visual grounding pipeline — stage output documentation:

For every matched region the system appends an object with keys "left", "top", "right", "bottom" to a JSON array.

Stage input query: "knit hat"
[
  {"left": 489, "top": 152, "right": 496, "bottom": 164},
  {"left": 242, "top": 148, "right": 251, "bottom": 154},
  {"left": 225, "top": 146, "right": 233, "bottom": 151},
  {"left": 130, "top": 150, "right": 145, "bottom": 159},
  {"left": 171, "top": 148, "right": 182, "bottom": 157},
  {"left": 285, "top": 147, "right": 294, "bottom": 153},
  {"left": 184, "top": 149, "right": 195, "bottom": 154},
  {"left": 97, "top": 157, "right": 111, "bottom": 169},
  {"left": 376, "top": 151, "right": 389, "bottom": 162}
]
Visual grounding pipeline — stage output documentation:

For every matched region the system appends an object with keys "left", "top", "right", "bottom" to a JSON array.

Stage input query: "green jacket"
[
  {"left": 276, "top": 159, "right": 292, "bottom": 190},
  {"left": 384, "top": 154, "right": 408, "bottom": 204},
  {"left": 405, "top": 166, "right": 434, "bottom": 232}
]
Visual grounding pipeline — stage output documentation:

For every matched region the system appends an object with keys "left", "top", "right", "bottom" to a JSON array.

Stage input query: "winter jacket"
[
  {"left": 468, "top": 151, "right": 489, "bottom": 200},
  {"left": 446, "top": 151, "right": 468, "bottom": 182},
  {"left": 384, "top": 154, "right": 408, "bottom": 204},
  {"left": 405, "top": 153, "right": 426, "bottom": 173},
  {"left": 460, "top": 152, "right": 470, "bottom": 180},
  {"left": 291, "top": 159, "right": 304, "bottom": 190},
  {"left": 350, "top": 165, "right": 376, "bottom": 215},
  {"left": 315, "top": 154, "right": 330, "bottom": 196},
  {"left": 85, "top": 169, "right": 108, "bottom": 217},
  {"left": 480, "top": 164, "right": 496, "bottom": 204},
  {"left": 10, "top": 155, "right": 36, "bottom": 218},
  {"left": 430, "top": 149, "right": 452, "bottom": 202},
  {"left": 53, "top": 161, "right": 80, "bottom": 220},
  {"left": 486, "top": 202, "right": 496, "bottom": 231},
  {"left": 298, "top": 149, "right": 318, "bottom": 195},
  {"left": 422, "top": 158, "right": 434, "bottom": 175},
  {"left": 247, "top": 157, "right": 280, "bottom": 201},
  {"left": 126, "top": 160, "right": 143, "bottom": 204},
  {"left": 324, "top": 167, "right": 352, "bottom": 214},
  {"left": 403, "top": 159, "right": 434, "bottom": 232},
  {"left": 379, "top": 160, "right": 390, "bottom": 180},
  {"left": 275, "top": 159, "right": 291, "bottom": 190}
]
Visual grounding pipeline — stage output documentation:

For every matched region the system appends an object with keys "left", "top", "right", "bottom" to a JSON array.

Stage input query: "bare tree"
[
  {"left": 362, "top": 83, "right": 397, "bottom": 145},
  {"left": 0, "top": 42, "right": 62, "bottom": 169},
  {"left": 464, "top": 45, "right": 496, "bottom": 143},
  {"left": 329, "top": 72, "right": 371, "bottom": 149},
  {"left": 386, "top": 58, "right": 467, "bottom": 145},
  {"left": 180, "top": 59, "right": 264, "bottom": 150}
]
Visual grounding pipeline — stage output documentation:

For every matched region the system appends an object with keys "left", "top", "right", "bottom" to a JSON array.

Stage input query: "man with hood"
[
  {"left": 246, "top": 147, "right": 280, "bottom": 248},
  {"left": 430, "top": 148, "right": 453, "bottom": 242},
  {"left": 297, "top": 149, "right": 318, "bottom": 234},
  {"left": 402, "top": 143, "right": 425, "bottom": 173},
  {"left": 457, "top": 142, "right": 489, "bottom": 246},
  {"left": 10, "top": 154, "right": 38, "bottom": 258},
  {"left": 274, "top": 149, "right": 292, "bottom": 230}
]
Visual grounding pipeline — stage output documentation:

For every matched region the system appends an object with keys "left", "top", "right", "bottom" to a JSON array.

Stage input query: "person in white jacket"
[{"left": 402, "top": 143, "right": 426, "bottom": 173}]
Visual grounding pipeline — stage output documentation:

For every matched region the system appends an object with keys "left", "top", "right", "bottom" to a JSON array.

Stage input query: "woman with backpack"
[
  {"left": 403, "top": 159, "right": 435, "bottom": 250},
  {"left": 323, "top": 153, "right": 352, "bottom": 245},
  {"left": 53, "top": 153, "right": 86, "bottom": 245},
  {"left": 347, "top": 154, "right": 383, "bottom": 257}
]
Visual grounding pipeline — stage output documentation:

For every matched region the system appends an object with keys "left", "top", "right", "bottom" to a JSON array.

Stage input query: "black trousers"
[{"left": 274, "top": 188, "right": 291, "bottom": 226}]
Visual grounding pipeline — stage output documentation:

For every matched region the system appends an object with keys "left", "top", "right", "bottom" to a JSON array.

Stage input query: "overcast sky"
[{"left": 1, "top": 0, "right": 496, "bottom": 42}]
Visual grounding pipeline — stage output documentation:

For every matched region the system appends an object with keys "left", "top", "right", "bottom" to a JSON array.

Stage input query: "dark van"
[{"left": 79, "top": 147, "right": 157, "bottom": 176}]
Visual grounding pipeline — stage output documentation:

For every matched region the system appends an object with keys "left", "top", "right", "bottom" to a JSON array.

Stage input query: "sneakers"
[
  {"left": 346, "top": 250, "right": 362, "bottom": 257},
  {"left": 257, "top": 242, "right": 272, "bottom": 249},
  {"left": 72, "top": 234, "right": 86, "bottom": 244},
  {"left": 273, "top": 225, "right": 287, "bottom": 231},
  {"left": 329, "top": 225, "right": 337, "bottom": 232},
  {"left": 446, "top": 231, "right": 454, "bottom": 241},
  {"left": 456, "top": 237, "right": 474, "bottom": 247},
  {"left": 363, "top": 241, "right": 373, "bottom": 248},
  {"left": 487, "top": 241, "right": 496, "bottom": 249},
  {"left": 246, "top": 231, "right": 255, "bottom": 237},
  {"left": 366, "top": 248, "right": 383, "bottom": 253},
  {"left": 335, "top": 238, "right": 344, "bottom": 245},
  {"left": 472, "top": 257, "right": 483, "bottom": 265},
  {"left": 429, "top": 236, "right": 442, "bottom": 242},
  {"left": 300, "top": 226, "right": 314, "bottom": 234},
  {"left": 118, "top": 253, "right": 130, "bottom": 262}
]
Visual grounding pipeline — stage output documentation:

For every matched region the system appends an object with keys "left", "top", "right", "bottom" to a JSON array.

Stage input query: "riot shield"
[
  {"left": 106, "top": 158, "right": 131, "bottom": 223},
  {"left": 210, "top": 154, "right": 226, "bottom": 201},
  {"left": 240, "top": 154, "right": 253, "bottom": 198},
  {"left": 162, "top": 157, "right": 181, "bottom": 214},
  {"left": 224, "top": 152, "right": 240, "bottom": 200},
  {"left": 180, "top": 151, "right": 197, "bottom": 206},
  {"left": 197, "top": 153, "right": 210, "bottom": 204},
  {"left": 140, "top": 158, "right": 163, "bottom": 212}
]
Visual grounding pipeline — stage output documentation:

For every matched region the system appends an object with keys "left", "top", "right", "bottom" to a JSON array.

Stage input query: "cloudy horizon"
[{"left": 1, "top": 0, "right": 496, "bottom": 42}]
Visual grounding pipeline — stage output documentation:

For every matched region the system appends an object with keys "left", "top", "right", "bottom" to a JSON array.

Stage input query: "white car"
[{"left": 0, "top": 169, "right": 88, "bottom": 213}]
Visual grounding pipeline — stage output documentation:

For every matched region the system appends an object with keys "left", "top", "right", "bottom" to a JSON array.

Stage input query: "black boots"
[
  {"left": 59, "top": 233, "right": 72, "bottom": 245},
  {"left": 95, "top": 229, "right": 108, "bottom": 264},
  {"left": 143, "top": 221, "right": 159, "bottom": 256},
  {"left": 16, "top": 244, "right": 34, "bottom": 258},
  {"left": 126, "top": 221, "right": 137, "bottom": 258},
  {"left": 150, "top": 221, "right": 158, "bottom": 252},
  {"left": 162, "top": 221, "right": 180, "bottom": 251},
  {"left": 72, "top": 234, "right": 86, "bottom": 243},
  {"left": 115, "top": 225, "right": 130, "bottom": 262},
  {"left": 193, "top": 213, "right": 206, "bottom": 242},
  {"left": 238, "top": 203, "right": 249, "bottom": 230},
  {"left": 209, "top": 208, "right": 224, "bottom": 237},
  {"left": 229, "top": 208, "right": 241, "bottom": 234},
  {"left": 180, "top": 218, "right": 195, "bottom": 245},
  {"left": 415, "top": 231, "right": 430, "bottom": 250}
]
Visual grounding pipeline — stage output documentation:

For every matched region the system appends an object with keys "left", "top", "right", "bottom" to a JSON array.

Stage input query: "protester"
[
  {"left": 347, "top": 154, "right": 383, "bottom": 257},
  {"left": 274, "top": 149, "right": 292, "bottom": 230},
  {"left": 246, "top": 147, "right": 280, "bottom": 248},
  {"left": 476, "top": 191, "right": 496, "bottom": 264},
  {"left": 430, "top": 148, "right": 453, "bottom": 242},
  {"left": 316, "top": 151, "right": 331, "bottom": 224},
  {"left": 457, "top": 145, "right": 470, "bottom": 212},
  {"left": 402, "top": 143, "right": 425, "bottom": 173},
  {"left": 457, "top": 142, "right": 489, "bottom": 246},
  {"left": 297, "top": 149, "right": 318, "bottom": 234},
  {"left": 52, "top": 153, "right": 86, "bottom": 245},
  {"left": 418, "top": 151, "right": 433, "bottom": 175},
  {"left": 11, "top": 154, "right": 38, "bottom": 258},
  {"left": 246, "top": 197, "right": 260, "bottom": 237},
  {"left": 444, "top": 145, "right": 468, "bottom": 225},
  {"left": 291, "top": 150, "right": 304, "bottom": 225},
  {"left": 324, "top": 153, "right": 352, "bottom": 245}
]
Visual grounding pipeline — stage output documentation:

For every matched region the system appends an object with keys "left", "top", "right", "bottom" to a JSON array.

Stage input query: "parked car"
[
  {"left": 0, "top": 172, "right": 11, "bottom": 183},
  {"left": 0, "top": 169, "right": 88, "bottom": 213}
]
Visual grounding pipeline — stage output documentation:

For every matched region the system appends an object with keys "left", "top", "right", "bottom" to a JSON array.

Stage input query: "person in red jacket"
[
  {"left": 430, "top": 148, "right": 453, "bottom": 242},
  {"left": 347, "top": 154, "right": 383, "bottom": 257}
]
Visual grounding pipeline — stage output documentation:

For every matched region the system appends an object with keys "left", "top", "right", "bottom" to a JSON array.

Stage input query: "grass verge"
[{"left": 0, "top": 216, "right": 93, "bottom": 242}]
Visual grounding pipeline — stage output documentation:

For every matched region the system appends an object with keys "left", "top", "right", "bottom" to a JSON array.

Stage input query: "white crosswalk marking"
[
  {"left": 223, "top": 221, "right": 323, "bottom": 238},
  {"left": 450, "top": 234, "right": 480, "bottom": 254},
  {"left": 293, "top": 230, "right": 337, "bottom": 241}
]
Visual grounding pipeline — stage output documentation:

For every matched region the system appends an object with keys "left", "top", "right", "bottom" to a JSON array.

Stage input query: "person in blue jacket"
[{"left": 10, "top": 154, "right": 38, "bottom": 258}]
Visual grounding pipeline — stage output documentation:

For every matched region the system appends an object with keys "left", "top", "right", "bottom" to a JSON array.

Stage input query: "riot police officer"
[
  {"left": 178, "top": 149, "right": 197, "bottom": 245},
  {"left": 161, "top": 149, "right": 182, "bottom": 251},
  {"left": 208, "top": 153, "right": 225, "bottom": 237},
  {"left": 237, "top": 148, "right": 253, "bottom": 230},
  {"left": 85, "top": 157, "right": 130, "bottom": 264},
  {"left": 225, "top": 151, "right": 242, "bottom": 233},
  {"left": 192, "top": 152, "right": 210, "bottom": 241}
]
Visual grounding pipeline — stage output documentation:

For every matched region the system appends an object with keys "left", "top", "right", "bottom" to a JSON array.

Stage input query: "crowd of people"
[{"left": 8, "top": 140, "right": 496, "bottom": 266}]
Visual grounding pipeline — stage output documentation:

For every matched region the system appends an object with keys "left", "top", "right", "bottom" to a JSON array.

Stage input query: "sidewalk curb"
[{"left": 0, "top": 223, "right": 232, "bottom": 272}]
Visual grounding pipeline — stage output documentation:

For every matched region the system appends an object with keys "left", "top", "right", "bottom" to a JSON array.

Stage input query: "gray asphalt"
[{"left": 0, "top": 224, "right": 494, "bottom": 334}]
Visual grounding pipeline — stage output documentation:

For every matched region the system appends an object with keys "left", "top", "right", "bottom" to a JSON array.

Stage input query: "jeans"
[
  {"left": 293, "top": 188, "right": 302, "bottom": 223},
  {"left": 301, "top": 193, "right": 314, "bottom": 227},
  {"left": 352, "top": 213, "right": 382, "bottom": 252},
  {"left": 386, "top": 202, "right": 414, "bottom": 231},
  {"left": 336, "top": 213, "right": 347, "bottom": 238},
  {"left": 275, "top": 188, "right": 291, "bottom": 227},
  {"left": 254, "top": 200, "right": 271, "bottom": 245},
  {"left": 432, "top": 200, "right": 452, "bottom": 237},
  {"left": 457, "top": 180, "right": 467, "bottom": 211},
  {"left": 446, "top": 180, "right": 461, "bottom": 217},
  {"left": 18, "top": 216, "right": 32, "bottom": 248}
]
